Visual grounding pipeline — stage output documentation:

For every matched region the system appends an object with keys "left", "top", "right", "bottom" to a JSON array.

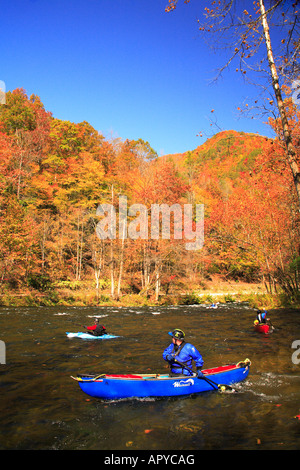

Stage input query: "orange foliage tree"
[{"left": 0, "top": 87, "right": 299, "bottom": 302}]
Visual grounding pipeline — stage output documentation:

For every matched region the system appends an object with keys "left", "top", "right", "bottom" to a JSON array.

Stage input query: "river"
[{"left": 0, "top": 303, "right": 299, "bottom": 451}]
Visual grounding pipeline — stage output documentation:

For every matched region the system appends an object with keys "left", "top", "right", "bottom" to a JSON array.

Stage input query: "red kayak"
[{"left": 254, "top": 322, "right": 271, "bottom": 334}]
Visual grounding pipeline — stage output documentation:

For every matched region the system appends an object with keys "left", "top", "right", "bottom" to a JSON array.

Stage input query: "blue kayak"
[
  {"left": 72, "top": 359, "right": 251, "bottom": 400},
  {"left": 66, "top": 332, "right": 119, "bottom": 340}
]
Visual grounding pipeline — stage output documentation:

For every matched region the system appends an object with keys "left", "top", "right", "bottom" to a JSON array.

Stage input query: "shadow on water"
[{"left": 0, "top": 303, "right": 300, "bottom": 450}]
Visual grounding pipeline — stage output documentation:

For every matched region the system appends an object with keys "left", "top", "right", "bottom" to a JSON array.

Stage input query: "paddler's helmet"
[
  {"left": 168, "top": 328, "right": 185, "bottom": 341},
  {"left": 254, "top": 320, "right": 259, "bottom": 325}
]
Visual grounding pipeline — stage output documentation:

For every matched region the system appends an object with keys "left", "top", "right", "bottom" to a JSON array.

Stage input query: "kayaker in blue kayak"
[
  {"left": 83, "top": 318, "right": 107, "bottom": 336},
  {"left": 163, "top": 329, "right": 204, "bottom": 377}
]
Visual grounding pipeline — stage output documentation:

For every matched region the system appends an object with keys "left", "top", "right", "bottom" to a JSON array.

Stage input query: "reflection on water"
[{"left": 0, "top": 303, "right": 300, "bottom": 450}]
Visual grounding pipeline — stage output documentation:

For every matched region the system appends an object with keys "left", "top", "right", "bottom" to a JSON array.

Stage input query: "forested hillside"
[{"left": 0, "top": 89, "right": 299, "bottom": 306}]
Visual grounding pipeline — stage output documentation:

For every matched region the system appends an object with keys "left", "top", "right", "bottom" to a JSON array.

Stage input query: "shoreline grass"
[{"left": 0, "top": 282, "right": 299, "bottom": 309}]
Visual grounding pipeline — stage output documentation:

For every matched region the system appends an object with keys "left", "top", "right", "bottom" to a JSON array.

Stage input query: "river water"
[{"left": 0, "top": 303, "right": 299, "bottom": 451}]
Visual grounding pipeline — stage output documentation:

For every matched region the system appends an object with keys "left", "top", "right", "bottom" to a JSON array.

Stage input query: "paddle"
[
  {"left": 267, "top": 320, "right": 279, "bottom": 331},
  {"left": 173, "top": 359, "right": 234, "bottom": 392}
]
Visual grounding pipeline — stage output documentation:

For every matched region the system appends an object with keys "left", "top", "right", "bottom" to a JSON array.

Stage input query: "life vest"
[
  {"left": 170, "top": 341, "right": 187, "bottom": 372},
  {"left": 94, "top": 325, "right": 107, "bottom": 336},
  {"left": 257, "top": 312, "right": 267, "bottom": 323},
  {"left": 163, "top": 341, "right": 204, "bottom": 376}
]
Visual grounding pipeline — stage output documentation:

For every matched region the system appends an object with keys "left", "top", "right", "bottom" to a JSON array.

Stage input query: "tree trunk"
[
  {"left": 76, "top": 213, "right": 84, "bottom": 281},
  {"left": 94, "top": 241, "right": 103, "bottom": 303},
  {"left": 117, "top": 219, "right": 126, "bottom": 298},
  {"left": 259, "top": 0, "right": 300, "bottom": 208},
  {"left": 110, "top": 185, "right": 115, "bottom": 299},
  {"left": 155, "top": 261, "right": 161, "bottom": 302}
]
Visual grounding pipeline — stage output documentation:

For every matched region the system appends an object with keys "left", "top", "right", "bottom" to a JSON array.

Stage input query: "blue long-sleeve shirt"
[{"left": 163, "top": 342, "right": 204, "bottom": 376}]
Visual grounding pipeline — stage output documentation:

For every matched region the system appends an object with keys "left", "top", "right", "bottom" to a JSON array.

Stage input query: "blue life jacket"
[{"left": 163, "top": 341, "right": 204, "bottom": 376}]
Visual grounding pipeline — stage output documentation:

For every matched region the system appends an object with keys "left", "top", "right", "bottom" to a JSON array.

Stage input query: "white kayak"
[{"left": 66, "top": 332, "right": 120, "bottom": 340}]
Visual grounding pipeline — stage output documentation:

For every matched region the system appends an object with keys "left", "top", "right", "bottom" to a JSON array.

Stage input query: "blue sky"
[{"left": 1, "top": 0, "right": 275, "bottom": 155}]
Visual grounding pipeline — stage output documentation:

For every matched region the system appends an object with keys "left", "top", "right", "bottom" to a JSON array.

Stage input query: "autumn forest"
[{"left": 0, "top": 88, "right": 299, "bottom": 308}]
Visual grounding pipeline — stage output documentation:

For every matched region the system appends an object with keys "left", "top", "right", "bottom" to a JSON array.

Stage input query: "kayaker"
[
  {"left": 256, "top": 309, "right": 269, "bottom": 324},
  {"left": 163, "top": 328, "right": 204, "bottom": 377},
  {"left": 83, "top": 318, "right": 107, "bottom": 336}
]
